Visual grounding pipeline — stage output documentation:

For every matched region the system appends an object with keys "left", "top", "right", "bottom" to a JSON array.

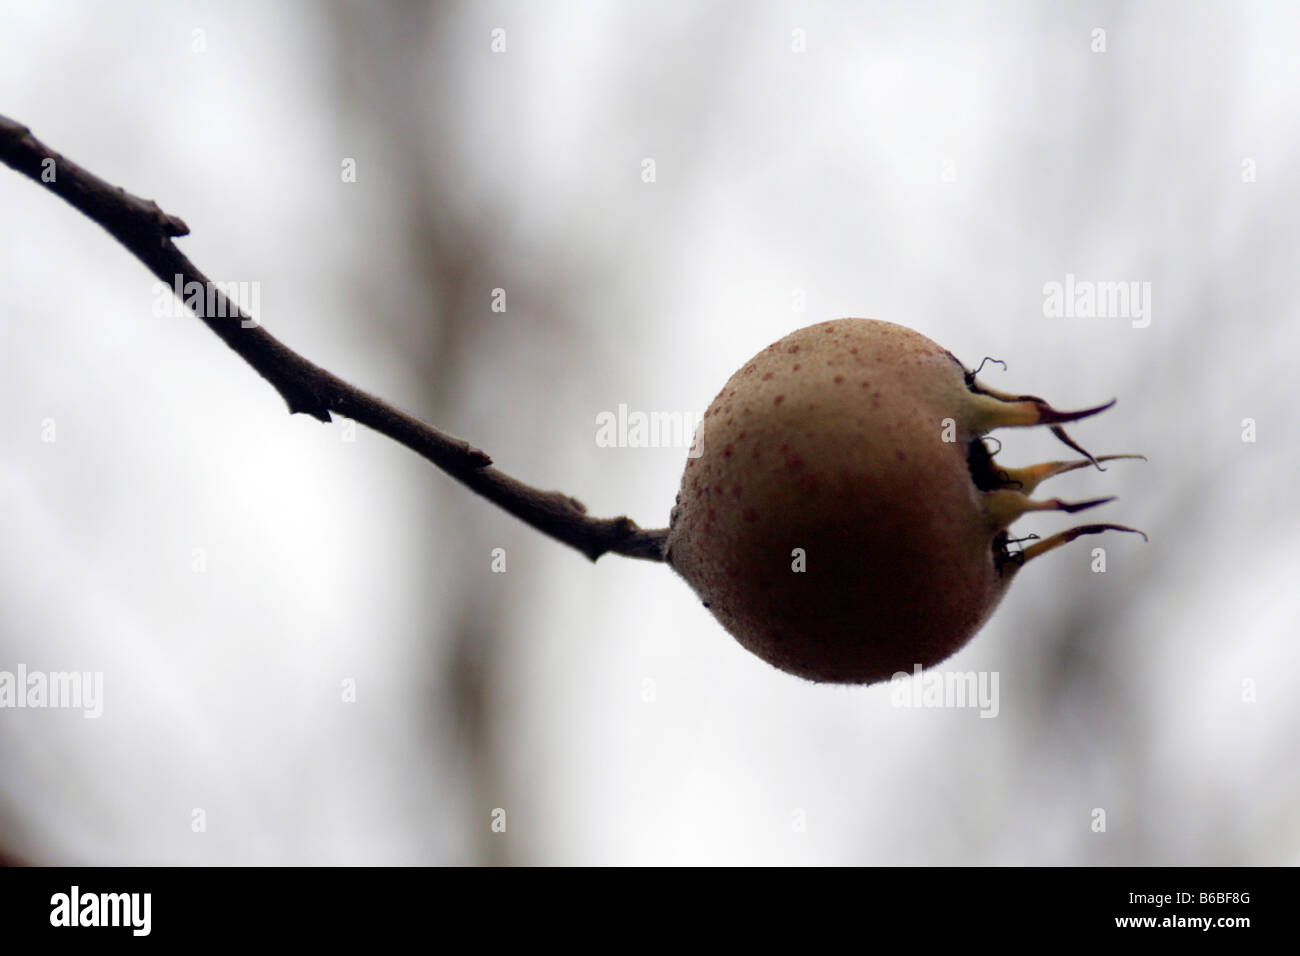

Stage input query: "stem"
[{"left": 0, "top": 114, "right": 667, "bottom": 563}]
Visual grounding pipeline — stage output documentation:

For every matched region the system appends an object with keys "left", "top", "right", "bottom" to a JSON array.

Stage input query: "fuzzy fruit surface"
[{"left": 666, "top": 319, "right": 1009, "bottom": 684}]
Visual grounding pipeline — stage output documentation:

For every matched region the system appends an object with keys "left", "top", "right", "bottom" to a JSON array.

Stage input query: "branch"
[{"left": 0, "top": 114, "right": 666, "bottom": 563}]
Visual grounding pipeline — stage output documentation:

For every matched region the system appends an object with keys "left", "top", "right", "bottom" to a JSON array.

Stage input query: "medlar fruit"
[{"left": 665, "top": 318, "right": 1144, "bottom": 684}]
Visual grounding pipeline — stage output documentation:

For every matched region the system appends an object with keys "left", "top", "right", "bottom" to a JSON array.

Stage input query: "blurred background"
[{"left": 1, "top": 0, "right": 1296, "bottom": 865}]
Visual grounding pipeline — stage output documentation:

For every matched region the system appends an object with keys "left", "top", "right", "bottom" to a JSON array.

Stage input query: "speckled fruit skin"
[{"left": 665, "top": 318, "right": 1009, "bottom": 684}]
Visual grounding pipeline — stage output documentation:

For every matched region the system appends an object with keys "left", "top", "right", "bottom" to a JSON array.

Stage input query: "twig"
[{"left": 0, "top": 114, "right": 667, "bottom": 562}]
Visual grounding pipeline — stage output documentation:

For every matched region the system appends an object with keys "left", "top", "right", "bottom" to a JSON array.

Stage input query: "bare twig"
[{"left": 0, "top": 114, "right": 667, "bottom": 562}]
